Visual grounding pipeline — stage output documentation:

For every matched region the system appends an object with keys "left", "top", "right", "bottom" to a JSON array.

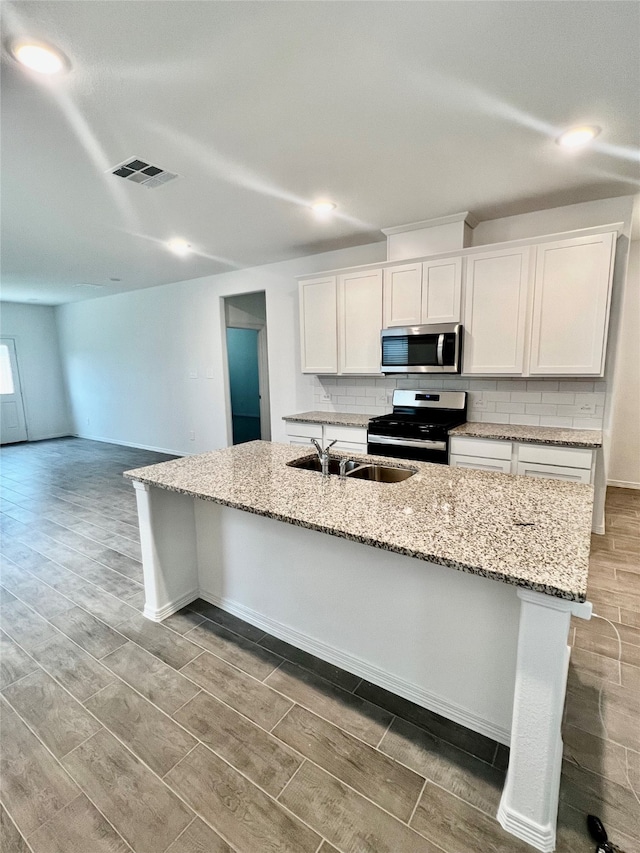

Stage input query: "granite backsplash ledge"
[{"left": 308, "top": 375, "right": 606, "bottom": 430}]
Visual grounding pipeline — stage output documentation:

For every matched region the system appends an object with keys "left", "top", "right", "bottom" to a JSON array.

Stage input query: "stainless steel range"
[{"left": 367, "top": 389, "right": 467, "bottom": 465}]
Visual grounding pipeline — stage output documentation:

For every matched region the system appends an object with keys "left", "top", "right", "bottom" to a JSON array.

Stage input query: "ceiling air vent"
[{"left": 108, "top": 158, "right": 179, "bottom": 189}]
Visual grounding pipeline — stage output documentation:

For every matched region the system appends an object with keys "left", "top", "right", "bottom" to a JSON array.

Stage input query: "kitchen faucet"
[{"left": 311, "top": 438, "right": 337, "bottom": 476}]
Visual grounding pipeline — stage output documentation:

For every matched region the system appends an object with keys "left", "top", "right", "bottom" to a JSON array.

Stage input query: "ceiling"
[{"left": 1, "top": 1, "right": 639, "bottom": 306}]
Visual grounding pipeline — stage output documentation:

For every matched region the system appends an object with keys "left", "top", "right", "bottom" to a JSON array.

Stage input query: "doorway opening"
[
  {"left": 0, "top": 337, "right": 28, "bottom": 445},
  {"left": 223, "top": 292, "right": 271, "bottom": 445}
]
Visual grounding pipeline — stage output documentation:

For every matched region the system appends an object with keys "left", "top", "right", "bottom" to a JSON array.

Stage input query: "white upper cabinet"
[
  {"left": 338, "top": 269, "right": 383, "bottom": 374},
  {"left": 299, "top": 276, "right": 338, "bottom": 373},
  {"left": 383, "top": 264, "right": 422, "bottom": 327},
  {"left": 528, "top": 231, "right": 616, "bottom": 376},
  {"left": 383, "top": 259, "right": 462, "bottom": 327},
  {"left": 463, "top": 246, "right": 533, "bottom": 374},
  {"left": 421, "top": 257, "right": 462, "bottom": 323}
]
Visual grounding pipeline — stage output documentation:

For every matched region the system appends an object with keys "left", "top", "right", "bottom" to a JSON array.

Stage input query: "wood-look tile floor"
[{"left": 0, "top": 437, "right": 638, "bottom": 853}]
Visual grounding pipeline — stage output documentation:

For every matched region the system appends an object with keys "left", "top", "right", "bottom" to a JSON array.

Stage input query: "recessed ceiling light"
[
  {"left": 11, "top": 40, "right": 67, "bottom": 75},
  {"left": 167, "top": 238, "right": 192, "bottom": 257},
  {"left": 556, "top": 126, "right": 601, "bottom": 148},
  {"left": 311, "top": 201, "right": 337, "bottom": 217}
]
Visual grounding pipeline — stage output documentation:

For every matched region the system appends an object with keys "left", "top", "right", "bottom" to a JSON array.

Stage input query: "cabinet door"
[
  {"left": 338, "top": 269, "right": 383, "bottom": 374},
  {"left": 449, "top": 455, "right": 512, "bottom": 473},
  {"left": 528, "top": 232, "right": 615, "bottom": 375},
  {"left": 383, "top": 264, "right": 422, "bottom": 327},
  {"left": 516, "top": 461, "right": 592, "bottom": 483},
  {"left": 421, "top": 257, "right": 462, "bottom": 323},
  {"left": 299, "top": 277, "right": 337, "bottom": 373},
  {"left": 463, "top": 247, "right": 532, "bottom": 374}
]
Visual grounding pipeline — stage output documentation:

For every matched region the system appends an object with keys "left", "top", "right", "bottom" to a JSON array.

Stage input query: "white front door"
[{"left": 0, "top": 338, "right": 28, "bottom": 444}]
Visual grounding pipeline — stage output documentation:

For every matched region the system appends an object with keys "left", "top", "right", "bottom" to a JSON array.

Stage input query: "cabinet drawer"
[
  {"left": 518, "top": 443, "right": 593, "bottom": 470},
  {"left": 331, "top": 441, "right": 367, "bottom": 454},
  {"left": 516, "top": 461, "right": 592, "bottom": 483},
  {"left": 449, "top": 436, "right": 512, "bottom": 461},
  {"left": 325, "top": 425, "right": 368, "bottom": 445},
  {"left": 285, "top": 422, "right": 323, "bottom": 440},
  {"left": 450, "top": 455, "right": 512, "bottom": 474}
]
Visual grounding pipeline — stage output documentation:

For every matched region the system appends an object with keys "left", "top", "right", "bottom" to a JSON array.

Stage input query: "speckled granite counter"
[
  {"left": 450, "top": 422, "right": 602, "bottom": 448},
  {"left": 283, "top": 411, "right": 371, "bottom": 428},
  {"left": 125, "top": 440, "right": 592, "bottom": 602}
]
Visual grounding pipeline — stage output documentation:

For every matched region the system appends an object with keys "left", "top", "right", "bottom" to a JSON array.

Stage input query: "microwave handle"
[{"left": 436, "top": 333, "right": 445, "bottom": 366}]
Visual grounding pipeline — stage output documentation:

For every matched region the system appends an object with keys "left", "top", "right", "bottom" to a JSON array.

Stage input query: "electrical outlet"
[
  {"left": 473, "top": 399, "right": 488, "bottom": 411},
  {"left": 205, "top": 366, "right": 214, "bottom": 379},
  {"left": 189, "top": 431, "right": 196, "bottom": 441},
  {"left": 321, "top": 393, "right": 331, "bottom": 402},
  {"left": 578, "top": 402, "right": 596, "bottom": 415},
  {"left": 377, "top": 393, "right": 387, "bottom": 406},
  {"left": 188, "top": 369, "right": 198, "bottom": 379}
]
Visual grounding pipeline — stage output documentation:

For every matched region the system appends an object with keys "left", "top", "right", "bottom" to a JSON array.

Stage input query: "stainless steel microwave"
[{"left": 380, "top": 323, "right": 463, "bottom": 374}]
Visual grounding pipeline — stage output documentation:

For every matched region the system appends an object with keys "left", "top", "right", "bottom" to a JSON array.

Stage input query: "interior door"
[{"left": 0, "top": 338, "right": 28, "bottom": 444}]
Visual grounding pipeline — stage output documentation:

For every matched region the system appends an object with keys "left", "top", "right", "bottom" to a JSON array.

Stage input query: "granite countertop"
[
  {"left": 450, "top": 422, "right": 602, "bottom": 449},
  {"left": 283, "top": 411, "right": 372, "bottom": 428},
  {"left": 125, "top": 441, "right": 592, "bottom": 602}
]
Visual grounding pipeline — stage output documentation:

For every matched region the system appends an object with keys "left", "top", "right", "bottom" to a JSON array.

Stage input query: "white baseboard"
[
  {"left": 198, "top": 589, "right": 511, "bottom": 746},
  {"left": 497, "top": 802, "right": 555, "bottom": 852},
  {"left": 607, "top": 479, "right": 640, "bottom": 490},
  {"left": 73, "top": 432, "right": 189, "bottom": 457},
  {"left": 143, "top": 589, "right": 199, "bottom": 621}
]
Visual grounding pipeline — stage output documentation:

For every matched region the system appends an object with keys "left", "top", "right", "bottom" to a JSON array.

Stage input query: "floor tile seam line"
[
  {"left": 158, "top": 816, "right": 197, "bottom": 853},
  {"left": 268, "top": 699, "right": 296, "bottom": 734},
  {"left": 39, "top": 505, "right": 142, "bottom": 546},
  {"left": 160, "top": 741, "right": 201, "bottom": 781},
  {"left": 0, "top": 797, "right": 38, "bottom": 853},
  {"left": 350, "top": 676, "right": 364, "bottom": 694},
  {"left": 27, "top": 526, "right": 145, "bottom": 586},
  {"left": 32, "top": 519, "right": 144, "bottom": 569},
  {"left": 563, "top": 720, "right": 640, "bottom": 756},
  {"left": 39, "top": 516, "right": 143, "bottom": 561},
  {"left": 406, "top": 776, "right": 428, "bottom": 827},
  {"left": 571, "top": 639, "right": 640, "bottom": 664},
  {"left": 195, "top": 614, "right": 271, "bottom": 654},
  {"left": 0, "top": 558, "right": 93, "bottom": 623},
  {"left": 374, "top": 712, "right": 396, "bottom": 749},
  {"left": 166, "top": 689, "right": 204, "bottom": 719},
  {"left": 80, "top": 680, "right": 116, "bottom": 707},
  {"left": 275, "top": 752, "right": 434, "bottom": 834},
  {"left": 182, "top": 621, "right": 284, "bottom": 671},
  {"left": 274, "top": 757, "right": 308, "bottom": 802},
  {"left": 416, "top": 774, "right": 510, "bottom": 828},
  {"left": 261, "top": 668, "right": 502, "bottom": 769},
  {"left": 1, "top": 695, "right": 97, "bottom": 833},
  {"left": 11, "top": 533, "right": 144, "bottom": 601},
  {"left": 562, "top": 753, "right": 635, "bottom": 791}
]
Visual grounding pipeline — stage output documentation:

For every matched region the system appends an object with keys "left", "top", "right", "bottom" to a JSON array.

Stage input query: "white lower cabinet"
[
  {"left": 285, "top": 421, "right": 367, "bottom": 454},
  {"left": 449, "top": 435, "right": 595, "bottom": 484},
  {"left": 516, "top": 461, "right": 591, "bottom": 483},
  {"left": 449, "top": 455, "right": 511, "bottom": 473}
]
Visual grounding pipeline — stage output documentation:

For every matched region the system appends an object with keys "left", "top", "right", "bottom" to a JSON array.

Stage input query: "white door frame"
[
  {"left": 0, "top": 336, "right": 29, "bottom": 444},
  {"left": 222, "top": 320, "right": 271, "bottom": 444}
]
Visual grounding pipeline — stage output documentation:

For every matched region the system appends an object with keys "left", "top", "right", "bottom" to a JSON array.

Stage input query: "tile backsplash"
[{"left": 310, "top": 376, "right": 606, "bottom": 430}]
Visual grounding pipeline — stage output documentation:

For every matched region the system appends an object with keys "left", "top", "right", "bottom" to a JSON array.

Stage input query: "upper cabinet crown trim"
[{"left": 294, "top": 222, "right": 623, "bottom": 280}]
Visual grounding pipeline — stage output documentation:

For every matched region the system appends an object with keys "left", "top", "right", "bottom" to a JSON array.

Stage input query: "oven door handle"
[
  {"left": 368, "top": 435, "right": 447, "bottom": 451},
  {"left": 436, "top": 333, "right": 445, "bottom": 366}
]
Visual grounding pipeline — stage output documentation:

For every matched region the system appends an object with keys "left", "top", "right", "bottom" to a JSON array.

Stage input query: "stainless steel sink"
[
  {"left": 346, "top": 464, "right": 415, "bottom": 483},
  {"left": 287, "top": 456, "right": 361, "bottom": 475},
  {"left": 288, "top": 455, "right": 415, "bottom": 482}
]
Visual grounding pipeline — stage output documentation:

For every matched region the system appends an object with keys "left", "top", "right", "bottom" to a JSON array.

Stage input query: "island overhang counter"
[{"left": 124, "top": 440, "right": 594, "bottom": 853}]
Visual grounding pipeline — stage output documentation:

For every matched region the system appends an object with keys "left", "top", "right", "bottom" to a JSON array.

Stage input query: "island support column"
[
  {"left": 498, "top": 588, "right": 592, "bottom": 852},
  {"left": 132, "top": 481, "right": 200, "bottom": 621}
]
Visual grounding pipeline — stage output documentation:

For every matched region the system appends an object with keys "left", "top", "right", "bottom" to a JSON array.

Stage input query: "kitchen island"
[{"left": 125, "top": 440, "right": 594, "bottom": 853}]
